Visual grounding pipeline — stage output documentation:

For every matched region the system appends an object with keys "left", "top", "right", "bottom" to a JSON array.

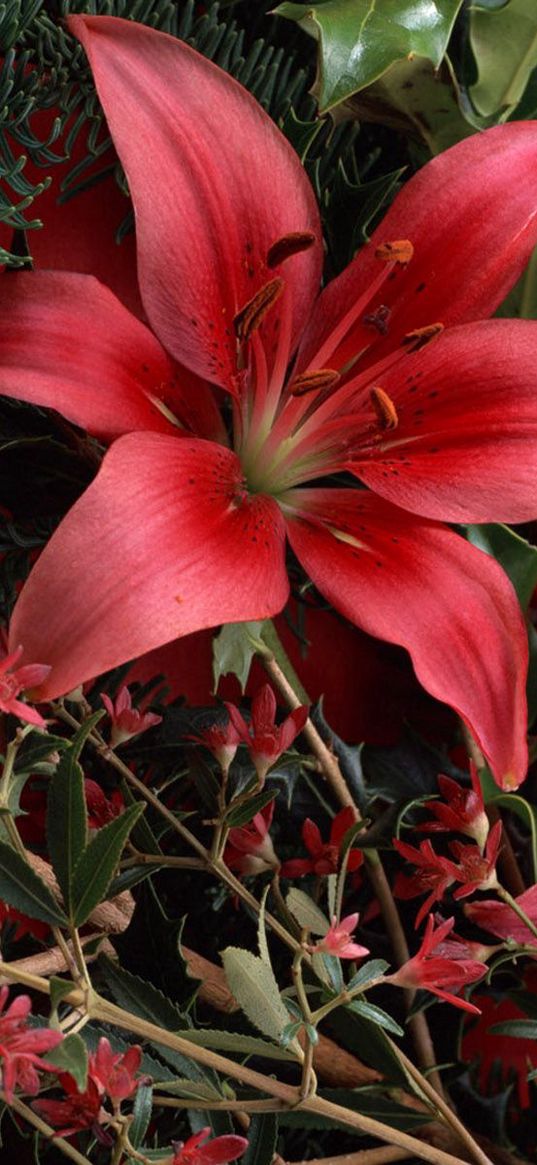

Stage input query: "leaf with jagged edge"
[
  {"left": 274, "top": 0, "right": 464, "bottom": 112},
  {"left": 221, "top": 947, "right": 295, "bottom": 1047}
]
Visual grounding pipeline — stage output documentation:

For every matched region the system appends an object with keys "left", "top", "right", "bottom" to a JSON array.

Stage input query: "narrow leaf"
[
  {"left": 226, "top": 788, "right": 276, "bottom": 828},
  {"left": 286, "top": 888, "right": 329, "bottom": 936},
  {"left": 242, "top": 1113, "right": 279, "bottom": 1165},
  {"left": 128, "top": 1081, "right": 153, "bottom": 1154},
  {"left": 47, "top": 746, "right": 87, "bottom": 913},
  {"left": 0, "top": 841, "right": 67, "bottom": 926},
  {"left": 71, "top": 803, "right": 144, "bottom": 926},
  {"left": 221, "top": 948, "right": 290, "bottom": 1043},
  {"left": 171, "top": 1029, "right": 296, "bottom": 1061},
  {"left": 349, "top": 999, "right": 404, "bottom": 1036}
]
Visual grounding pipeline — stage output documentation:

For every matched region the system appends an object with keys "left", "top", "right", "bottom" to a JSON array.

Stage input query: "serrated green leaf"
[
  {"left": 212, "top": 621, "right": 265, "bottom": 691},
  {"left": 14, "top": 731, "right": 68, "bottom": 774},
  {"left": 71, "top": 803, "right": 144, "bottom": 926},
  {"left": 258, "top": 884, "right": 271, "bottom": 967},
  {"left": 47, "top": 746, "right": 87, "bottom": 914},
  {"left": 348, "top": 959, "right": 390, "bottom": 991},
  {"left": 349, "top": 998, "right": 404, "bottom": 1036},
  {"left": 171, "top": 1029, "right": 297, "bottom": 1061},
  {"left": 225, "top": 788, "right": 277, "bottom": 828},
  {"left": 465, "top": 523, "right": 537, "bottom": 609},
  {"left": 221, "top": 948, "right": 290, "bottom": 1043},
  {"left": 45, "top": 1034, "right": 88, "bottom": 1091},
  {"left": 286, "top": 888, "right": 329, "bottom": 936},
  {"left": 69, "top": 710, "right": 106, "bottom": 758},
  {"left": 155, "top": 1078, "right": 225, "bottom": 1101},
  {"left": 0, "top": 841, "right": 67, "bottom": 926},
  {"left": 242, "top": 1113, "right": 279, "bottom": 1165},
  {"left": 275, "top": 0, "right": 464, "bottom": 111},
  {"left": 469, "top": 0, "right": 537, "bottom": 119}
]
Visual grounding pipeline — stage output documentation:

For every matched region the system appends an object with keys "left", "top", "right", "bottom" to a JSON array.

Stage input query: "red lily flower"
[
  {"left": 225, "top": 686, "right": 308, "bottom": 784},
  {"left": 417, "top": 763, "right": 489, "bottom": 849},
  {"left": 464, "top": 883, "right": 537, "bottom": 946},
  {"left": 311, "top": 913, "right": 370, "bottom": 959},
  {"left": 0, "top": 986, "right": 63, "bottom": 1103},
  {"left": 100, "top": 684, "right": 162, "bottom": 747},
  {"left": 84, "top": 779, "right": 124, "bottom": 829},
  {"left": 449, "top": 819, "right": 502, "bottom": 899},
  {"left": 388, "top": 915, "right": 486, "bottom": 1013},
  {"left": 224, "top": 801, "right": 279, "bottom": 875},
  {"left": 2, "top": 19, "right": 537, "bottom": 789},
  {"left": 393, "top": 837, "right": 459, "bottom": 927},
  {"left": 280, "top": 806, "right": 364, "bottom": 877},
  {"left": 170, "top": 1127, "right": 248, "bottom": 1165}
]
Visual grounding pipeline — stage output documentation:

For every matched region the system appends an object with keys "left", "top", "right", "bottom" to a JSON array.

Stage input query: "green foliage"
[
  {"left": 70, "top": 802, "right": 144, "bottom": 925},
  {"left": 212, "top": 620, "right": 265, "bottom": 691},
  {"left": 274, "top": 0, "right": 464, "bottom": 111},
  {"left": 46, "top": 736, "right": 89, "bottom": 914},
  {"left": 242, "top": 1113, "right": 279, "bottom": 1165},
  {"left": 0, "top": 840, "right": 67, "bottom": 925},
  {"left": 468, "top": 0, "right": 537, "bottom": 120},
  {"left": 286, "top": 887, "right": 329, "bottom": 935},
  {"left": 45, "top": 1033, "right": 88, "bottom": 1090},
  {"left": 221, "top": 947, "right": 293, "bottom": 1045}
]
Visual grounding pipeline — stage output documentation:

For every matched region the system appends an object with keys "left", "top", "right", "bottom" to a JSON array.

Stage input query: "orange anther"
[
  {"left": 402, "top": 323, "right": 444, "bottom": 352},
  {"left": 370, "top": 387, "right": 399, "bottom": 432},
  {"left": 375, "top": 240, "right": 414, "bottom": 265},
  {"left": 234, "top": 278, "right": 284, "bottom": 344},
  {"left": 289, "top": 368, "right": 340, "bottom": 397}
]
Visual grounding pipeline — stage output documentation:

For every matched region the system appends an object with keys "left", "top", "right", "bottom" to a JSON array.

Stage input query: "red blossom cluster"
[
  {"left": 34, "top": 1037, "right": 142, "bottom": 1135},
  {"left": 0, "top": 987, "right": 62, "bottom": 1103}
]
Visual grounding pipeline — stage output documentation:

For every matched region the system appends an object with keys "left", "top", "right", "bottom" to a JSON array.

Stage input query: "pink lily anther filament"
[{"left": 2, "top": 16, "right": 537, "bottom": 791}]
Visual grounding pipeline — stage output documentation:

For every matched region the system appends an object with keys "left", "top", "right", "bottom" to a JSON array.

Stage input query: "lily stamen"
[
  {"left": 370, "top": 386, "right": 399, "bottom": 431},
  {"left": 402, "top": 323, "right": 444, "bottom": 352},
  {"left": 266, "top": 231, "right": 316, "bottom": 269},
  {"left": 234, "top": 277, "right": 284, "bottom": 344},
  {"left": 375, "top": 239, "right": 414, "bottom": 264},
  {"left": 289, "top": 369, "right": 340, "bottom": 397}
]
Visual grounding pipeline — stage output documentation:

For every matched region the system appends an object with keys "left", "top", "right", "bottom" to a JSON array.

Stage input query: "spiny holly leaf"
[
  {"left": 212, "top": 620, "right": 265, "bottom": 691},
  {"left": 275, "top": 0, "right": 464, "bottom": 111},
  {"left": 468, "top": 0, "right": 537, "bottom": 120},
  {"left": 0, "top": 841, "right": 67, "bottom": 926},
  {"left": 70, "top": 803, "right": 144, "bottom": 926}
]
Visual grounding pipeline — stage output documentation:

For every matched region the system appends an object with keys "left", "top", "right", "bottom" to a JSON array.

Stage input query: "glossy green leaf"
[
  {"left": 0, "top": 841, "right": 67, "bottom": 926},
  {"left": 347, "top": 959, "right": 390, "bottom": 991},
  {"left": 286, "top": 888, "right": 330, "bottom": 936},
  {"left": 490, "top": 1019, "right": 537, "bottom": 1039},
  {"left": 221, "top": 947, "right": 290, "bottom": 1043},
  {"left": 275, "top": 0, "right": 464, "bottom": 111},
  {"left": 45, "top": 1034, "right": 88, "bottom": 1092},
  {"left": 212, "top": 620, "right": 265, "bottom": 691},
  {"left": 46, "top": 746, "right": 88, "bottom": 915},
  {"left": 469, "top": 0, "right": 537, "bottom": 119},
  {"left": 71, "top": 803, "right": 144, "bottom": 926}
]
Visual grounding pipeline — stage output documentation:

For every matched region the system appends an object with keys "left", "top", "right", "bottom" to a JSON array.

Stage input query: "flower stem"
[{"left": 2, "top": 1091, "right": 93, "bottom": 1165}]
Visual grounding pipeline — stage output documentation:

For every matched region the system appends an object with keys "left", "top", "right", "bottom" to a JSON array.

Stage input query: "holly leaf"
[
  {"left": 468, "top": 0, "right": 537, "bottom": 120},
  {"left": 275, "top": 0, "right": 464, "bottom": 112},
  {"left": 212, "top": 621, "right": 265, "bottom": 691},
  {"left": 46, "top": 1034, "right": 88, "bottom": 1092}
]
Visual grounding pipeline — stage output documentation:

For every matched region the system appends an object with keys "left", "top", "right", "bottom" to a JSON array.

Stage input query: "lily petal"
[
  {"left": 0, "top": 272, "right": 179, "bottom": 440},
  {"left": 69, "top": 15, "right": 322, "bottom": 390},
  {"left": 284, "top": 489, "right": 528, "bottom": 789},
  {"left": 9, "top": 434, "right": 288, "bottom": 700},
  {"left": 298, "top": 122, "right": 537, "bottom": 374},
  {"left": 352, "top": 320, "right": 537, "bottom": 523}
]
